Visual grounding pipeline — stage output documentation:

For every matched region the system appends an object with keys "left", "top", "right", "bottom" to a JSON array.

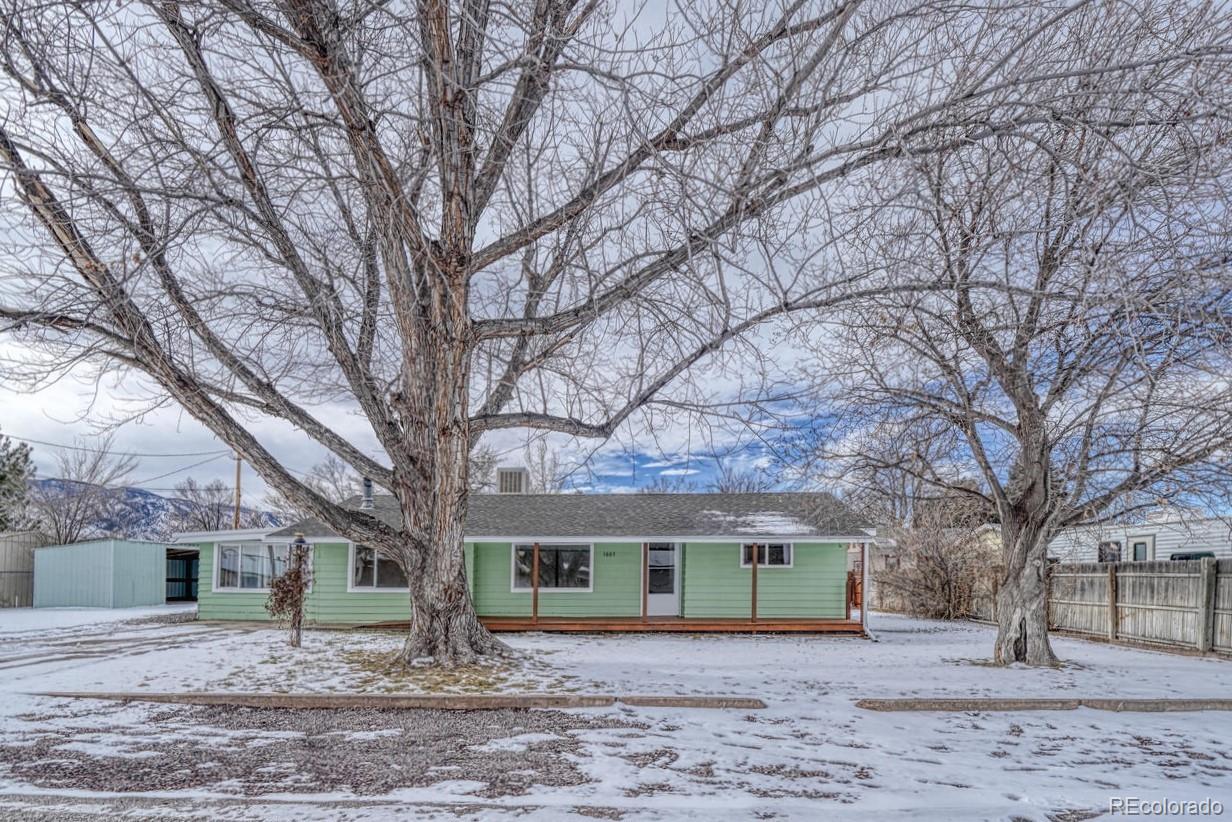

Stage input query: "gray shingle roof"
[{"left": 269, "top": 491, "right": 870, "bottom": 540}]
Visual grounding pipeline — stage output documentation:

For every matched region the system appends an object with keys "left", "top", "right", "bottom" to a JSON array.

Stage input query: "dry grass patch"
[{"left": 339, "top": 648, "right": 587, "bottom": 694}]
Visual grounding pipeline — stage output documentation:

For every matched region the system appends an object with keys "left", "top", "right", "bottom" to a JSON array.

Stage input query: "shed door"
[{"left": 646, "top": 542, "right": 680, "bottom": 616}]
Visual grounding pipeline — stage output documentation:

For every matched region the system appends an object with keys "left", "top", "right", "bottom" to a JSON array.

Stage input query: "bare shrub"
[
  {"left": 873, "top": 502, "right": 997, "bottom": 620},
  {"left": 266, "top": 537, "right": 312, "bottom": 648}
]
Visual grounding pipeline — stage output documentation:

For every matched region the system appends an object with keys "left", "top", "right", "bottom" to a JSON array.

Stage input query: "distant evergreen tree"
[{"left": 0, "top": 430, "right": 34, "bottom": 531}]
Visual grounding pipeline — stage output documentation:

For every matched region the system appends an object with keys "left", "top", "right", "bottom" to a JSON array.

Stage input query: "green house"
[{"left": 174, "top": 492, "right": 871, "bottom": 632}]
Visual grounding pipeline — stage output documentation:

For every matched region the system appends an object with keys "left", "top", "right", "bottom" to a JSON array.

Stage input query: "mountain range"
[{"left": 28, "top": 478, "right": 281, "bottom": 541}]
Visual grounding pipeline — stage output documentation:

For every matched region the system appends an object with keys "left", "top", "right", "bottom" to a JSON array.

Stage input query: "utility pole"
[{"left": 232, "top": 453, "right": 242, "bottom": 529}]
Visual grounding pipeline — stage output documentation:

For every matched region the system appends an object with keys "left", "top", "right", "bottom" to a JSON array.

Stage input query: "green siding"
[
  {"left": 310, "top": 542, "right": 412, "bottom": 624},
  {"left": 681, "top": 542, "right": 846, "bottom": 618},
  {"left": 470, "top": 542, "right": 526, "bottom": 617},
  {"left": 196, "top": 537, "right": 846, "bottom": 623},
  {"left": 197, "top": 542, "right": 413, "bottom": 624},
  {"left": 469, "top": 541, "right": 641, "bottom": 617},
  {"left": 196, "top": 543, "right": 273, "bottom": 621}
]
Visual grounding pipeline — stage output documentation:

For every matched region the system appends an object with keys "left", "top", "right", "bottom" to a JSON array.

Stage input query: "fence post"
[
  {"left": 845, "top": 571, "right": 852, "bottom": 621},
  {"left": 1197, "top": 557, "right": 1217, "bottom": 653},
  {"left": 991, "top": 575, "right": 1000, "bottom": 622},
  {"left": 1107, "top": 564, "right": 1118, "bottom": 642}
]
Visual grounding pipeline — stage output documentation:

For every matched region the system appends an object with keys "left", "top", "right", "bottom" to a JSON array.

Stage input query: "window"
[
  {"left": 1098, "top": 541, "right": 1122, "bottom": 563},
  {"left": 351, "top": 545, "right": 409, "bottom": 590},
  {"left": 741, "top": 543, "right": 793, "bottom": 567},
  {"left": 513, "top": 544, "right": 592, "bottom": 590},
  {"left": 1131, "top": 539, "right": 1151, "bottom": 562},
  {"left": 216, "top": 543, "right": 292, "bottom": 591}
]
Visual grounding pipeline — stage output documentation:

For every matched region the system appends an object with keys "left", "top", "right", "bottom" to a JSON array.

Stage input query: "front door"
[{"left": 646, "top": 542, "right": 680, "bottom": 616}]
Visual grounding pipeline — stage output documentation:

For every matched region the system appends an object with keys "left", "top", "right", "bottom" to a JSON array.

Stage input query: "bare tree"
[
  {"left": 869, "top": 494, "right": 993, "bottom": 618},
  {"left": 172, "top": 478, "right": 235, "bottom": 533},
  {"left": 709, "top": 458, "right": 775, "bottom": 494},
  {"left": 804, "top": 16, "right": 1232, "bottom": 664},
  {"left": 1, "top": 0, "right": 1214, "bottom": 663},
  {"left": 27, "top": 437, "right": 137, "bottom": 544},
  {"left": 524, "top": 442, "right": 567, "bottom": 494},
  {"left": 468, "top": 445, "right": 498, "bottom": 494},
  {"left": 264, "top": 455, "right": 361, "bottom": 522},
  {"left": 305, "top": 455, "right": 363, "bottom": 504},
  {"left": 638, "top": 474, "right": 699, "bottom": 494}
]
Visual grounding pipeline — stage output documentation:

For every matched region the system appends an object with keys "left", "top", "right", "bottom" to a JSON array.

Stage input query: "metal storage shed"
[
  {"left": 0, "top": 531, "right": 47, "bottom": 608},
  {"left": 33, "top": 539, "right": 187, "bottom": 608}
]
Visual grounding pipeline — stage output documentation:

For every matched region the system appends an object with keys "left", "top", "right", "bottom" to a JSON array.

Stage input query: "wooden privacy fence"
[
  {"left": 845, "top": 571, "right": 863, "bottom": 615},
  {"left": 972, "top": 559, "right": 1231, "bottom": 654}
]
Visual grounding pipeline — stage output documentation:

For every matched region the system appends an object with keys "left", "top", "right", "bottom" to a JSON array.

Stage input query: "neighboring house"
[
  {"left": 174, "top": 491, "right": 873, "bottom": 631},
  {"left": 1048, "top": 513, "right": 1232, "bottom": 563}
]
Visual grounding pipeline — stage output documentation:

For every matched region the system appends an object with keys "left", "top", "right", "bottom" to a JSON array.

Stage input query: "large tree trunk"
[
  {"left": 390, "top": 267, "right": 509, "bottom": 666},
  {"left": 397, "top": 467, "right": 508, "bottom": 665},
  {"left": 993, "top": 519, "right": 1057, "bottom": 666}
]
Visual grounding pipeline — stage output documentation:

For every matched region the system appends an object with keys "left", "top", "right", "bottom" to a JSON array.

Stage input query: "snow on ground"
[
  {"left": 0, "top": 609, "right": 1230, "bottom": 820},
  {"left": 0, "top": 603, "right": 196, "bottom": 635}
]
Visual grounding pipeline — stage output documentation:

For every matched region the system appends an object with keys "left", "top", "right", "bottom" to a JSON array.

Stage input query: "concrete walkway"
[
  {"left": 39, "top": 690, "right": 766, "bottom": 710},
  {"left": 856, "top": 696, "right": 1232, "bottom": 712}
]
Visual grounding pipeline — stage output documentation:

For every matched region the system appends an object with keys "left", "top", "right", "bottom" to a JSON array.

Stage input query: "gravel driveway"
[{"left": 1, "top": 702, "right": 642, "bottom": 800}]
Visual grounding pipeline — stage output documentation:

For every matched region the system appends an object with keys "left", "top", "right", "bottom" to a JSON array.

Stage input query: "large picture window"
[
  {"left": 216, "top": 543, "right": 292, "bottom": 591},
  {"left": 351, "top": 545, "right": 409, "bottom": 590},
  {"left": 741, "top": 543, "right": 793, "bottom": 568},
  {"left": 513, "top": 544, "right": 592, "bottom": 591}
]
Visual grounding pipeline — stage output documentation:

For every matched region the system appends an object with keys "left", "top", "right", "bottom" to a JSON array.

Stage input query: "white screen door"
[{"left": 646, "top": 542, "right": 680, "bottom": 616}]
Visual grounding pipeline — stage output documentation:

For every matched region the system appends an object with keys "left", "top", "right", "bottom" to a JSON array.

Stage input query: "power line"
[
  {"left": 3, "top": 432, "right": 232, "bottom": 458},
  {"left": 130, "top": 453, "right": 231, "bottom": 485}
]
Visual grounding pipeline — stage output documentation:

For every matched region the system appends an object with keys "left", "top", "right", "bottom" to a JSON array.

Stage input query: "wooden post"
[
  {"left": 845, "top": 571, "right": 852, "bottom": 621},
  {"left": 531, "top": 542, "right": 540, "bottom": 626},
  {"left": 1197, "top": 556, "right": 1217, "bottom": 653},
  {"left": 1107, "top": 564, "right": 1118, "bottom": 641},
  {"left": 750, "top": 543, "right": 758, "bottom": 622},
  {"left": 860, "top": 540, "right": 869, "bottom": 634},
  {"left": 641, "top": 542, "right": 649, "bottom": 623},
  {"left": 232, "top": 453, "right": 242, "bottom": 529}
]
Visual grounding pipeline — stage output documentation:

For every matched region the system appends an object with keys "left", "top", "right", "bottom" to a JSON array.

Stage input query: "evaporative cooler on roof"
[{"left": 497, "top": 467, "right": 529, "bottom": 494}]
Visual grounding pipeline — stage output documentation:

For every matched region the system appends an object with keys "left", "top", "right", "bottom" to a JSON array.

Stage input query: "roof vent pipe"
[{"left": 360, "top": 477, "right": 374, "bottom": 510}]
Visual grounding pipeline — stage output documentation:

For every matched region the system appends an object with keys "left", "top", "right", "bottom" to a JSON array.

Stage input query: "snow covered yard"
[{"left": 0, "top": 609, "right": 1229, "bottom": 820}]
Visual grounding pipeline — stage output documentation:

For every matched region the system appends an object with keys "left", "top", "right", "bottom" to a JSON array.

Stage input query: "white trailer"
[{"left": 1048, "top": 514, "right": 1232, "bottom": 563}]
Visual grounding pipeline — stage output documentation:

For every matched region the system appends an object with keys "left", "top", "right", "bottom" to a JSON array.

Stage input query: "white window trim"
[
  {"left": 739, "top": 542, "right": 795, "bottom": 569},
  {"left": 213, "top": 540, "right": 314, "bottom": 594},
  {"left": 510, "top": 543, "right": 594, "bottom": 593},
  {"left": 347, "top": 542, "right": 411, "bottom": 593},
  {"left": 1128, "top": 535, "right": 1155, "bottom": 562},
  {"left": 645, "top": 541, "right": 681, "bottom": 615}
]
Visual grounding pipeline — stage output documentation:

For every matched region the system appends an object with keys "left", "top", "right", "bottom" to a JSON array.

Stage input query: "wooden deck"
[{"left": 478, "top": 616, "right": 865, "bottom": 634}]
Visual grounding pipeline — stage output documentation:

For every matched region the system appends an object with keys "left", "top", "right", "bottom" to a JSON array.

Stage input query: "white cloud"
[{"left": 659, "top": 467, "right": 700, "bottom": 476}]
